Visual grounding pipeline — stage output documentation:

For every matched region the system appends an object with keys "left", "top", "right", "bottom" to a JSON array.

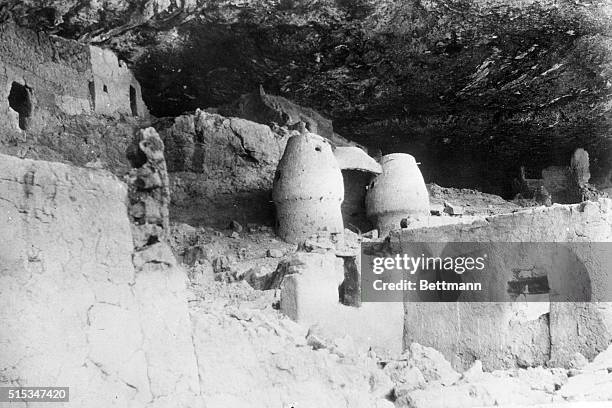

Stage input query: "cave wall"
[
  {"left": 158, "top": 109, "right": 291, "bottom": 227},
  {"left": 1, "top": 0, "right": 610, "bottom": 195},
  {"left": 129, "top": 0, "right": 612, "bottom": 196}
]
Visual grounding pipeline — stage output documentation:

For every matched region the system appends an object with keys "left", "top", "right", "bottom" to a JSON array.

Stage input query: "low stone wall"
[
  {"left": 395, "top": 199, "right": 612, "bottom": 370},
  {"left": 0, "top": 154, "right": 202, "bottom": 407},
  {"left": 280, "top": 252, "right": 405, "bottom": 356}
]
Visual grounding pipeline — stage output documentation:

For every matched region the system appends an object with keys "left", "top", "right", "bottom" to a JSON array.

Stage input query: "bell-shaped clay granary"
[
  {"left": 365, "top": 153, "right": 430, "bottom": 236},
  {"left": 272, "top": 131, "right": 344, "bottom": 244}
]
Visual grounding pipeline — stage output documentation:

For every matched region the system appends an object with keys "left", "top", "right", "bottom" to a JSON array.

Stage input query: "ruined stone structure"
[
  {"left": 280, "top": 251, "right": 405, "bottom": 355},
  {"left": 519, "top": 148, "right": 605, "bottom": 205},
  {"left": 278, "top": 198, "right": 612, "bottom": 370},
  {"left": 272, "top": 131, "right": 344, "bottom": 244},
  {"left": 366, "top": 153, "right": 430, "bottom": 236},
  {"left": 4, "top": 2, "right": 612, "bottom": 405},
  {"left": 89, "top": 47, "right": 148, "bottom": 118},
  {"left": 396, "top": 199, "right": 612, "bottom": 371},
  {"left": 0, "top": 23, "right": 147, "bottom": 135},
  {"left": 0, "top": 153, "right": 202, "bottom": 407}
]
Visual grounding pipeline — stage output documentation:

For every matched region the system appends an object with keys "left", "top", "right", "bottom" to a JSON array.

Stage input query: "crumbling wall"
[
  {"left": 158, "top": 109, "right": 291, "bottom": 227},
  {"left": 280, "top": 252, "right": 405, "bottom": 356},
  {"left": 0, "top": 23, "right": 148, "bottom": 142},
  {"left": 395, "top": 199, "right": 612, "bottom": 370},
  {"left": 89, "top": 46, "right": 148, "bottom": 118},
  {"left": 0, "top": 153, "right": 202, "bottom": 407},
  {"left": 523, "top": 149, "right": 604, "bottom": 204},
  {"left": 0, "top": 114, "right": 143, "bottom": 178},
  {"left": 0, "top": 23, "right": 92, "bottom": 134}
]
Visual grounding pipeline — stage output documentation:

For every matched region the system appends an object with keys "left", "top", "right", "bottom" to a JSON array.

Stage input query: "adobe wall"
[
  {"left": 395, "top": 199, "right": 612, "bottom": 371},
  {"left": 0, "top": 153, "right": 202, "bottom": 407},
  {"left": 0, "top": 23, "right": 148, "bottom": 139},
  {"left": 280, "top": 252, "right": 405, "bottom": 356},
  {"left": 0, "top": 23, "right": 92, "bottom": 134},
  {"left": 89, "top": 46, "right": 149, "bottom": 118}
]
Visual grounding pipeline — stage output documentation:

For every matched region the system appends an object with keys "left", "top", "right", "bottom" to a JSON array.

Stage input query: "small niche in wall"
[
  {"left": 508, "top": 275, "right": 550, "bottom": 297},
  {"left": 8, "top": 82, "right": 32, "bottom": 130},
  {"left": 88, "top": 81, "right": 96, "bottom": 109},
  {"left": 103, "top": 84, "right": 108, "bottom": 93},
  {"left": 338, "top": 256, "right": 361, "bottom": 307},
  {"left": 130, "top": 85, "right": 138, "bottom": 116}
]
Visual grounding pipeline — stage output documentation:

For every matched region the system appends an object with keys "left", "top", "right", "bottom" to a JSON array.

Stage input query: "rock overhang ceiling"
[{"left": 2, "top": 0, "right": 612, "bottom": 195}]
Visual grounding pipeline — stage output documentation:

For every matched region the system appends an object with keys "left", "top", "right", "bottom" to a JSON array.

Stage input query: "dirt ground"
[{"left": 169, "top": 214, "right": 612, "bottom": 408}]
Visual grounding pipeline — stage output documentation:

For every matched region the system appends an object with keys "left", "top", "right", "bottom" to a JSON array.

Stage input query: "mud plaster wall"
[
  {"left": 0, "top": 23, "right": 148, "bottom": 140},
  {"left": 0, "top": 153, "right": 202, "bottom": 407},
  {"left": 0, "top": 23, "right": 92, "bottom": 134},
  {"left": 395, "top": 199, "right": 612, "bottom": 371},
  {"left": 89, "top": 46, "right": 148, "bottom": 118}
]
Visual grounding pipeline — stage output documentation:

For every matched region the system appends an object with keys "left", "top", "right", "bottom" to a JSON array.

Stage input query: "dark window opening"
[
  {"left": 103, "top": 84, "right": 108, "bottom": 93},
  {"left": 8, "top": 82, "right": 32, "bottom": 130},
  {"left": 130, "top": 85, "right": 138, "bottom": 116},
  {"left": 88, "top": 81, "right": 96, "bottom": 109},
  {"left": 338, "top": 256, "right": 361, "bottom": 307},
  {"left": 508, "top": 275, "right": 550, "bottom": 298}
]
